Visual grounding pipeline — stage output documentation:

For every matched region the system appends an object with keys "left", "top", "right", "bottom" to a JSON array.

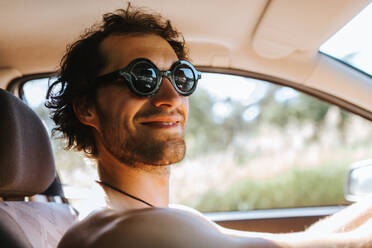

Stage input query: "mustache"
[{"left": 135, "top": 108, "right": 186, "bottom": 122}]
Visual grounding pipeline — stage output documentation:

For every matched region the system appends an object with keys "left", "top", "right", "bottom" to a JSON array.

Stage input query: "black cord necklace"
[{"left": 97, "top": 181, "right": 154, "bottom": 207}]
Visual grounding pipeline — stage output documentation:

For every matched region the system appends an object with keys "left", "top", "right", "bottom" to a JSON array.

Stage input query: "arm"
[
  {"left": 219, "top": 224, "right": 372, "bottom": 248},
  {"left": 219, "top": 197, "right": 372, "bottom": 247},
  {"left": 58, "top": 203, "right": 372, "bottom": 248},
  {"left": 306, "top": 196, "right": 372, "bottom": 233},
  {"left": 173, "top": 201, "right": 372, "bottom": 247},
  {"left": 58, "top": 208, "right": 279, "bottom": 248}
]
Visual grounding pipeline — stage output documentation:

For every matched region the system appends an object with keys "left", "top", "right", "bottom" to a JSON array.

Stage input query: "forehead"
[{"left": 99, "top": 34, "right": 178, "bottom": 74}]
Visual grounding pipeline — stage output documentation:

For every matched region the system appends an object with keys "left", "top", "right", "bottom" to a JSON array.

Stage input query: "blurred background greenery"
[{"left": 170, "top": 74, "right": 372, "bottom": 211}]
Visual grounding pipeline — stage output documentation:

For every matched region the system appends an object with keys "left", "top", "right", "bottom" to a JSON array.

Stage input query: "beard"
[{"left": 97, "top": 108, "right": 186, "bottom": 167}]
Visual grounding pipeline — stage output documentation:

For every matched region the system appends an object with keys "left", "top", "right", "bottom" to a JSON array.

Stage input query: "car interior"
[{"left": 0, "top": 0, "right": 371, "bottom": 247}]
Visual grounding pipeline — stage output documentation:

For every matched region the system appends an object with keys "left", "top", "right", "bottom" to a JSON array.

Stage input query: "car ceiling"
[{"left": 0, "top": 0, "right": 371, "bottom": 112}]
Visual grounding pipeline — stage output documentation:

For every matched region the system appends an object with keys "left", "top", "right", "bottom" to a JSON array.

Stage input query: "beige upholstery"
[
  {"left": 0, "top": 202, "right": 77, "bottom": 248},
  {"left": 0, "top": 207, "right": 30, "bottom": 247},
  {"left": 0, "top": 89, "right": 78, "bottom": 247}
]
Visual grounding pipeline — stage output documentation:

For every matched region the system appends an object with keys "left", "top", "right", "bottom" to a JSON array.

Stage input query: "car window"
[
  {"left": 22, "top": 73, "right": 372, "bottom": 216},
  {"left": 320, "top": 2, "right": 372, "bottom": 76}
]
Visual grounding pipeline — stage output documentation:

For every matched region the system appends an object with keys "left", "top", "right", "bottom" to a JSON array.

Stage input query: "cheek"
[
  {"left": 122, "top": 101, "right": 144, "bottom": 128},
  {"left": 183, "top": 97, "right": 189, "bottom": 123},
  {"left": 114, "top": 97, "right": 148, "bottom": 135},
  {"left": 96, "top": 86, "right": 146, "bottom": 131}
]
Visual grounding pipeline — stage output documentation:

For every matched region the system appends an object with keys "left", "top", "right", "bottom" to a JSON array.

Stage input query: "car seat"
[{"left": 0, "top": 89, "right": 78, "bottom": 248}]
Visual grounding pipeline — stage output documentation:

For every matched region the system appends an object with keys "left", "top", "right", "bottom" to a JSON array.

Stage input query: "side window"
[
  {"left": 22, "top": 73, "right": 372, "bottom": 215},
  {"left": 172, "top": 73, "right": 372, "bottom": 211},
  {"left": 22, "top": 79, "right": 105, "bottom": 217}
]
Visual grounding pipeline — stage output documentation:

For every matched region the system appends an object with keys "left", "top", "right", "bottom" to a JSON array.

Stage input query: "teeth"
[{"left": 142, "top": 121, "right": 178, "bottom": 126}]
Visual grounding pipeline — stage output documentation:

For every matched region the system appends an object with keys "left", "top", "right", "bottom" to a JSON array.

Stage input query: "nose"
[{"left": 151, "top": 76, "right": 183, "bottom": 110}]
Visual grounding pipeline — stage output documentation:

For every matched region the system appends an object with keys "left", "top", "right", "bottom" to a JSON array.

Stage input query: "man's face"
[{"left": 92, "top": 34, "right": 188, "bottom": 167}]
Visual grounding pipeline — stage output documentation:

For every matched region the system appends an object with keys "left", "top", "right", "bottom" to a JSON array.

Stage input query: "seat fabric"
[
  {"left": 0, "top": 89, "right": 78, "bottom": 247},
  {"left": 0, "top": 202, "right": 77, "bottom": 248}
]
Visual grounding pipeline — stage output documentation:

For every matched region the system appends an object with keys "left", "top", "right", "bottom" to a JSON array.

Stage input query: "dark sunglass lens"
[
  {"left": 174, "top": 65, "right": 195, "bottom": 92},
  {"left": 131, "top": 63, "right": 158, "bottom": 93}
]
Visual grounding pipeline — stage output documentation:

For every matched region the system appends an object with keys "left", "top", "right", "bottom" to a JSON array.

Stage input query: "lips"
[
  {"left": 139, "top": 116, "right": 183, "bottom": 129},
  {"left": 141, "top": 121, "right": 180, "bottom": 128}
]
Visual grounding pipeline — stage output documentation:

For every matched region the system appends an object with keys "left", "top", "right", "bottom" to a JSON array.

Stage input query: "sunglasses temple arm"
[
  {"left": 94, "top": 70, "right": 132, "bottom": 85},
  {"left": 119, "top": 71, "right": 132, "bottom": 82}
]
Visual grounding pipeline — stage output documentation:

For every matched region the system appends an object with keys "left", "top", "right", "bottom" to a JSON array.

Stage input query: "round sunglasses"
[{"left": 93, "top": 58, "right": 201, "bottom": 97}]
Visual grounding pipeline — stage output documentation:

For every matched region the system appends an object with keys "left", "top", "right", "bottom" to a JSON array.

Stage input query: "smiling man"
[
  {"left": 78, "top": 34, "right": 191, "bottom": 210},
  {"left": 49, "top": 5, "right": 372, "bottom": 248}
]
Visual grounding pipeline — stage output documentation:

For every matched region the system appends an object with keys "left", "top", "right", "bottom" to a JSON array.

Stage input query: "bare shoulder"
[
  {"left": 169, "top": 203, "right": 205, "bottom": 216},
  {"left": 58, "top": 207, "right": 278, "bottom": 248},
  {"left": 57, "top": 208, "right": 126, "bottom": 248}
]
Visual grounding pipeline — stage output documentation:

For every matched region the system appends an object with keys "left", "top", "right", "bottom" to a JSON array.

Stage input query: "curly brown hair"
[{"left": 46, "top": 4, "right": 188, "bottom": 157}]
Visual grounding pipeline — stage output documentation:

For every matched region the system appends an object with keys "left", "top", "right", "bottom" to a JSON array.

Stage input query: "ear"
[{"left": 73, "top": 99, "right": 100, "bottom": 131}]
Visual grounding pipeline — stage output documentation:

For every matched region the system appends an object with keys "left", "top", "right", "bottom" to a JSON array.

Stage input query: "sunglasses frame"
[{"left": 93, "top": 58, "right": 201, "bottom": 97}]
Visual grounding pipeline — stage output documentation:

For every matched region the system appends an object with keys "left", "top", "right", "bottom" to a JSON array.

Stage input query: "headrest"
[{"left": 0, "top": 89, "right": 55, "bottom": 197}]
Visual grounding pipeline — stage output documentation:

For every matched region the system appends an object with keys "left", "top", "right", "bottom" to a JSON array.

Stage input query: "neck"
[{"left": 96, "top": 141, "right": 170, "bottom": 209}]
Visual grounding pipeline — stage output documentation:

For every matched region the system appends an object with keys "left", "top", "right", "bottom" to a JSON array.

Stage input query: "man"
[{"left": 48, "top": 5, "right": 372, "bottom": 248}]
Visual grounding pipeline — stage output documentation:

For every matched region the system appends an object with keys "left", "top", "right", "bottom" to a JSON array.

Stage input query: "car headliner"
[{"left": 0, "top": 0, "right": 371, "bottom": 115}]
